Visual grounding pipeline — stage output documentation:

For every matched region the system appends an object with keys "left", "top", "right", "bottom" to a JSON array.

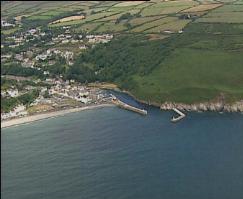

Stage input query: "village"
[
  {"left": 1, "top": 18, "right": 115, "bottom": 121},
  {"left": 1, "top": 77, "right": 113, "bottom": 121},
  {"left": 1, "top": 20, "right": 114, "bottom": 74}
]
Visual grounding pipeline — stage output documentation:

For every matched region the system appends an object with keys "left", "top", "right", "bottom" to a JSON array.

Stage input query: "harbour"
[{"left": 111, "top": 95, "right": 147, "bottom": 115}]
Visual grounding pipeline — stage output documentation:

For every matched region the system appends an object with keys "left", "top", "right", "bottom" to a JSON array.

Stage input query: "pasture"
[
  {"left": 181, "top": 4, "right": 222, "bottom": 12},
  {"left": 196, "top": 3, "right": 243, "bottom": 23},
  {"left": 130, "top": 17, "right": 180, "bottom": 32},
  {"left": 132, "top": 48, "right": 243, "bottom": 103},
  {"left": 140, "top": 1, "right": 198, "bottom": 16},
  {"left": 144, "top": 20, "right": 191, "bottom": 33}
]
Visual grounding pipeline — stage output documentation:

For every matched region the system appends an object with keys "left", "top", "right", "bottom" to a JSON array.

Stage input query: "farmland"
[
  {"left": 1, "top": 0, "right": 243, "bottom": 105},
  {"left": 196, "top": 3, "right": 243, "bottom": 23},
  {"left": 50, "top": 15, "right": 85, "bottom": 24}
]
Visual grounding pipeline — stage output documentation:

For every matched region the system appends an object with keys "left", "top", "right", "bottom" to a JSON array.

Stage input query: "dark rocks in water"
[{"left": 160, "top": 101, "right": 243, "bottom": 112}]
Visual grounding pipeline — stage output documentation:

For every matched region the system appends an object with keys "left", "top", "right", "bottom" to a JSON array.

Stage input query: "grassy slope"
[
  {"left": 132, "top": 48, "right": 243, "bottom": 104},
  {"left": 2, "top": 1, "right": 243, "bottom": 104},
  {"left": 124, "top": 3, "right": 243, "bottom": 104}
]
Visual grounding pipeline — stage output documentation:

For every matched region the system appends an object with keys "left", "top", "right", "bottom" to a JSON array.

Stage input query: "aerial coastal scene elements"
[
  {"left": 1, "top": 0, "right": 243, "bottom": 127},
  {"left": 1, "top": 1, "right": 243, "bottom": 199}
]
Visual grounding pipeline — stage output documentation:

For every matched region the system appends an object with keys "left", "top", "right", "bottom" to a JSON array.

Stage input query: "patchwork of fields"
[
  {"left": 3, "top": 0, "right": 242, "bottom": 35},
  {"left": 1, "top": 0, "right": 243, "bottom": 104},
  {"left": 129, "top": 21, "right": 243, "bottom": 103}
]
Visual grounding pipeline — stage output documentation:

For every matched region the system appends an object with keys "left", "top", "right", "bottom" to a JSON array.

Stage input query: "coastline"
[
  {"left": 99, "top": 84, "right": 243, "bottom": 113},
  {"left": 124, "top": 90, "right": 243, "bottom": 113},
  {"left": 1, "top": 103, "right": 115, "bottom": 129}
]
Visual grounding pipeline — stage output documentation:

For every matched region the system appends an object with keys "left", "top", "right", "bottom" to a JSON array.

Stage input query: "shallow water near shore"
[{"left": 1, "top": 93, "right": 243, "bottom": 199}]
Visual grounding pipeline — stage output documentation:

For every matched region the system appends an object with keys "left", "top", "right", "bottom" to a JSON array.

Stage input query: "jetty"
[
  {"left": 111, "top": 96, "right": 147, "bottom": 115},
  {"left": 171, "top": 108, "right": 185, "bottom": 122}
]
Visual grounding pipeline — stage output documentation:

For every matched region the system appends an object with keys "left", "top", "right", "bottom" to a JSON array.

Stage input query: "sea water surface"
[{"left": 1, "top": 93, "right": 243, "bottom": 199}]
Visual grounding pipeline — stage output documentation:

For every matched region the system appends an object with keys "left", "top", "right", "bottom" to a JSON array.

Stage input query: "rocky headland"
[{"left": 160, "top": 101, "right": 243, "bottom": 112}]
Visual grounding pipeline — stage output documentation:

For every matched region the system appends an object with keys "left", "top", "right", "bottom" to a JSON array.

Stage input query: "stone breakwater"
[{"left": 160, "top": 101, "right": 243, "bottom": 112}]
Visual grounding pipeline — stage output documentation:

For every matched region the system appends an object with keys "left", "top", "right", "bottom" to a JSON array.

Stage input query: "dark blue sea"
[{"left": 2, "top": 93, "right": 243, "bottom": 199}]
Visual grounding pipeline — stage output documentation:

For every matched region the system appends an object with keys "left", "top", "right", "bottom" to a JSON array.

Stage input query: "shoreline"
[
  {"left": 1, "top": 103, "right": 115, "bottom": 129},
  {"left": 102, "top": 85, "right": 243, "bottom": 113}
]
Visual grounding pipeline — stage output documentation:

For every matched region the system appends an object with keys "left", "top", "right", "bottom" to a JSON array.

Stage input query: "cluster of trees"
[
  {"left": 1, "top": 89, "right": 39, "bottom": 113},
  {"left": 43, "top": 56, "right": 67, "bottom": 76},
  {"left": 66, "top": 34, "right": 170, "bottom": 89},
  {"left": 115, "top": 12, "right": 141, "bottom": 24},
  {"left": 18, "top": 89, "right": 39, "bottom": 105},
  {"left": 1, "top": 63, "right": 45, "bottom": 79}
]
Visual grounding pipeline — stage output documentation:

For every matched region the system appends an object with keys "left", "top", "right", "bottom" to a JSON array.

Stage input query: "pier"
[
  {"left": 111, "top": 96, "right": 147, "bottom": 115},
  {"left": 171, "top": 108, "right": 186, "bottom": 122}
]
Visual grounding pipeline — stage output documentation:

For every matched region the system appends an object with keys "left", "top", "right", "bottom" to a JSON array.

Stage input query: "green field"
[
  {"left": 1, "top": 27, "right": 20, "bottom": 35},
  {"left": 132, "top": 48, "right": 243, "bottom": 103},
  {"left": 141, "top": 1, "right": 198, "bottom": 16},
  {"left": 94, "top": 21, "right": 128, "bottom": 33},
  {"left": 1, "top": 0, "right": 243, "bottom": 104},
  {"left": 144, "top": 20, "right": 191, "bottom": 33},
  {"left": 128, "top": 22, "right": 243, "bottom": 103},
  {"left": 129, "top": 16, "right": 163, "bottom": 26},
  {"left": 76, "top": 22, "right": 103, "bottom": 33},
  {"left": 130, "top": 17, "right": 179, "bottom": 32},
  {"left": 196, "top": 4, "right": 243, "bottom": 23}
]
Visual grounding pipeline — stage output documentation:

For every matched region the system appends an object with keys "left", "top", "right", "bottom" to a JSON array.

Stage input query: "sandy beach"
[{"left": 1, "top": 103, "right": 115, "bottom": 129}]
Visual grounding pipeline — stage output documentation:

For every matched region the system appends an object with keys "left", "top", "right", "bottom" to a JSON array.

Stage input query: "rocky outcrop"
[
  {"left": 110, "top": 87, "right": 243, "bottom": 113},
  {"left": 160, "top": 101, "right": 243, "bottom": 112}
]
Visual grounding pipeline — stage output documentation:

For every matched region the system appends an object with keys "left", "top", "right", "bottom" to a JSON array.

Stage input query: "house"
[
  {"left": 1, "top": 54, "right": 12, "bottom": 59},
  {"left": 88, "top": 38, "right": 96, "bottom": 43},
  {"left": 7, "top": 89, "right": 19, "bottom": 97},
  {"left": 63, "top": 51, "right": 73, "bottom": 60},
  {"left": 46, "top": 49, "right": 51, "bottom": 55},
  {"left": 1, "top": 90, "right": 7, "bottom": 97},
  {"left": 48, "top": 60, "right": 56, "bottom": 65},
  {"left": 86, "top": 35, "right": 94, "bottom": 39},
  {"left": 54, "top": 49, "right": 61, "bottom": 54},
  {"left": 28, "top": 28, "right": 37, "bottom": 35},
  {"left": 40, "top": 32, "right": 46, "bottom": 36},
  {"left": 14, "top": 37, "right": 24, "bottom": 43},
  {"left": 1, "top": 20, "right": 15, "bottom": 27},
  {"left": 164, "top": 30, "right": 173, "bottom": 34},
  {"left": 79, "top": 45, "right": 87, "bottom": 50},
  {"left": 58, "top": 34, "right": 65, "bottom": 38},
  {"left": 65, "top": 35, "right": 72, "bottom": 39},
  {"left": 15, "top": 54, "right": 24, "bottom": 61},
  {"left": 75, "top": 96, "right": 91, "bottom": 104},
  {"left": 35, "top": 54, "right": 47, "bottom": 61},
  {"left": 62, "top": 39, "right": 69, "bottom": 44},
  {"left": 9, "top": 44, "right": 20, "bottom": 48},
  {"left": 43, "top": 71, "right": 50, "bottom": 75},
  {"left": 71, "top": 39, "right": 79, "bottom": 44},
  {"left": 22, "top": 60, "right": 34, "bottom": 68}
]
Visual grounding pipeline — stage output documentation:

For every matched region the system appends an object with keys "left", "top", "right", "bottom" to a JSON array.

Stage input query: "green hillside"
[{"left": 1, "top": 0, "right": 243, "bottom": 104}]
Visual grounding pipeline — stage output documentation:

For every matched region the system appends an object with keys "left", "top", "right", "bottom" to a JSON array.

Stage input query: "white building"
[
  {"left": 7, "top": 89, "right": 19, "bottom": 97},
  {"left": 35, "top": 54, "right": 47, "bottom": 61},
  {"left": 62, "top": 39, "right": 69, "bottom": 44}
]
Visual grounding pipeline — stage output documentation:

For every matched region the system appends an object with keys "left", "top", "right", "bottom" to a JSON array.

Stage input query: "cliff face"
[
  {"left": 160, "top": 101, "right": 243, "bottom": 112},
  {"left": 109, "top": 88, "right": 243, "bottom": 113}
]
